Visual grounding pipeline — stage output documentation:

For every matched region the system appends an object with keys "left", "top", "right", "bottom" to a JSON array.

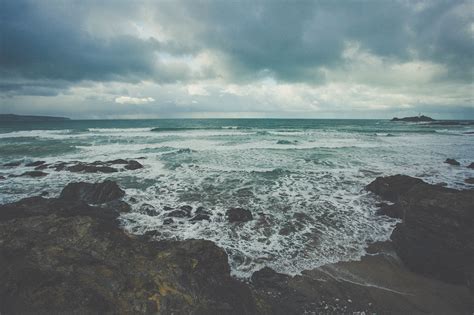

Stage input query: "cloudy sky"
[{"left": 0, "top": 0, "right": 473, "bottom": 119}]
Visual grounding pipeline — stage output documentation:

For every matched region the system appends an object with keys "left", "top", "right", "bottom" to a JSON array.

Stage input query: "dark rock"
[
  {"left": 465, "top": 178, "right": 474, "bottom": 184},
  {"left": 139, "top": 203, "right": 156, "bottom": 216},
  {"left": 20, "top": 171, "right": 48, "bottom": 178},
  {"left": 52, "top": 162, "right": 68, "bottom": 171},
  {"left": 0, "top": 176, "right": 5, "bottom": 180},
  {"left": 124, "top": 160, "right": 143, "bottom": 170},
  {"left": 128, "top": 197, "right": 137, "bottom": 203},
  {"left": 163, "top": 218, "right": 174, "bottom": 225},
  {"left": 67, "top": 163, "right": 118, "bottom": 173},
  {"left": 226, "top": 207, "right": 253, "bottom": 223},
  {"left": 3, "top": 161, "right": 21, "bottom": 167},
  {"left": 25, "top": 160, "right": 46, "bottom": 167},
  {"left": 436, "top": 182, "right": 448, "bottom": 186},
  {"left": 366, "top": 174, "right": 424, "bottom": 202},
  {"left": 102, "top": 200, "right": 132, "bottom": 213},
  {"left": 59, "top": 180, "right": 125, "bottom": 204},
  {"left": 190, "top": 213, "right": 211, "bottom": 222},
  {"left": 376, "top": 203, "right": 404, "bottom": 219},
  {"left": 180, "top": 205, "right": 193, "bottom": 214},
  {"left": 107, "top": 159, "right": 128, "bottom": 165},
  {"left": 163, "top": 206, "right": 174, "bottom": 211},
  {"left": 40, "top": 191, "right": 49, "bottom": 197},
  {"left": 276, "top": 140, "right": 296, "bottom": 145},
  {"left": 368, "top": 175, "right": 474, "bottom": 289},
  {"left": 391, "top": 115, "right": 435, "bottom": 122},
  {"left": 166, "top": 210, "right": 190, "bottom": 218},
  {"left": 467, "top": 162, "right": 474, "bottom": 169},
  {"left": 0, "top": 192, "right": 256, "bottom": 314},
  {"left": 444, "top": 158, "right": 460, "bottom": 166},
  {"left": 143, "top": 230, "right": 161, "bottom": 238},
  {"left": 34, "top": 164, "right": 49, "bottom": 170}
]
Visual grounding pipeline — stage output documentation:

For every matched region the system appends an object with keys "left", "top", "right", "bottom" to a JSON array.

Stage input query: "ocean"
[{"left": 0, "top": 119, "right": 473, "bottom": 277}]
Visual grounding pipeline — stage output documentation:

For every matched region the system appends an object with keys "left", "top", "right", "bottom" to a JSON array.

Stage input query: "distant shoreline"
[{"left": 0, "top": 114, "right": 70, "bottom": 122}]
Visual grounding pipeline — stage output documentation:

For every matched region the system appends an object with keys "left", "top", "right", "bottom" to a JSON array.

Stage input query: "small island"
[
  {"left": 391, "top": 115, "right": 435, "bottom": 122},
  {"left": 0, "top": 114, "right": 70, "bottom": 122}
]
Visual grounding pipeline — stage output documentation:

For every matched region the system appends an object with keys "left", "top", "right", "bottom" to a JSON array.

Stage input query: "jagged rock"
[
  {"left": 25, "top": 160, "right": 46, "bottom": 167},
  {"left": 67, "top": 163, "right": 118, "bottom": 173},
  {"left": 124, "top": 160, "right": 143, "bottom": 170},
  {"left": 444, "top": 158, "right": 460, "bottom": 166},
  {"left": 366, "top": 175, "right": 423, "bottom": 202},
  {"left": 59, "top": 180, "right": 125, "bottom": 204},
  {"left": 0, "top": 191, "right": 256, "bottom": 314},
  {"left": 3, "top": 161, "right": 21, "bottom": 167},
  {"left": 226, "top": 208, "right": 253, "bottom": 223},
  {"left": 468, "top": 162, "right": 474, "bottom": 169},
  {"left": 367, "top": 175, "right": 474, "bottom": 289}
]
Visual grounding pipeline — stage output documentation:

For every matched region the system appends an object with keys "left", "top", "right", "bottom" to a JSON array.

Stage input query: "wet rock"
[
  {"left": 124, "top": 160, "right": 143, "bottom": 170},
  {"left": 468, "top": 162, "right": 474, "bottom": 169},
  {"left": 276, "top": 140, "right": 296, "bottom": 145},
  {"left": 67, "top": 163, "right": 118, "bottom": 173},
  {"left": 366, "top": 175, "right": 424, "bottom": 202},
  {"left": 0, "top": 176, "right": 5, "bottom": 180},
  {"left": 368, "top": 175, "right": 474, "bottom": 288},
  {"left": 3, "top": 161, "right": 21, "bottom": 167},
  {"left": 20, "top": 171, "right": 48, "bottom": 178},
  {"left": 163, "top": 218, "right": 174, "bottom": 225},
  {"left": 0, "top": 189, "right": 256, "bottom": 314},
  {"left": 59, "top": 180, "right": 125, "bottom": 204},
  {"left": 34, "top": 164, "right": 49, "bottom": 170},
  {"left": 139, "top": 203, "right": 156, "bottom": 216},
  {"left": 190, "top": 213, "right": 211, "bottom": 222},
  {"left": 166, "top": 210, "right": 190, "bottom": 218},
  {"left": 25, "top": 160, "right": 46, "bottom": 167},
  {"left": 128, "top": 197, "right": 137, "bottom": 203},
  {"left": 376, "top": 203, "right": 404, "bottom": 219},
  {"left": 52, "top": 162, "right": 68, "bottom": 171},
  {"left": 163, "top": 206, "right": 174, "bottom": 211},
  {"left": 107, "top": 159, "right": 129, "bottom": 165},
  {"left": 40, "top": 191, "right": 49, "bottom": 197},
  {"left": 226, "top": 207, "right": 253, "bottom": 223},
  {"left": 102, "top": 200, "right": 132, "bottom": 213},
  {"left": 465, "top": 178, "right": 474, "bottom": 184},
  {"left": 444, "top": 158, "right": 460, "bottom": 166},
  {"left": 180, "top": 205, "right": 193, "bottom": 215}
]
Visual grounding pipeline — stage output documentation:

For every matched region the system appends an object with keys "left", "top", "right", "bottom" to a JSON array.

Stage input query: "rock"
[
  {"left": 465, "top": 178, "right": 474, "bottom": 184},
  {"left": 25, "top": 161, "right": 46, "bottom": 167},
  {"left": 139, "top": 203, "right": 157, "bottom": 216},
  {"left": 226, "top": 207, "right": 253, "bottom": 223},
  {"left": 444, "top": 158, "right": 460, "bottom": 166},
  {"left": 368, "top": 175, "right": 474, "bottom": 289},
  {"left": 180, "top": 205, "right": 193, "bottom": 214},
  {"left": 59, "top": 180, "right": 125, "bottom": 204},
  {"left": 366, "top": 175, "right": 424, "bottom": 202},
  {"left": 376, "top": 203, "right": 404, "bottom": 219},
  {"left": 67, "top": 163, "right": 118, "bottom": 173},
  {"left": 40, "top": 191, "right": 49, "bottom": 197},
  {"left": 34, "top": 164, "right": 49, "bottom": 170},
  {"left": 276, "top": 140, "right": 296, "bottom": 145},
  {"left": 0, "top": 191, "right": 256, "bottom": 314},
  {"left": 190, "top": 213, "right": 211, "bottom": 222},
  {"left": 166, "top": 210, "right": 190, "bottom": 218},
  {"left": 124, "top": 160, "right": 143, "bottom": 170},
  {"left": 107, "top": 159, "right": 129, "bottom": 165},
  {"left": 102, "top": 200, "right": 132, "bottom": 213},
  {"left": 391, "top": 115, "right": 435, "bottom": 122},
  {"left": 467, "top": 162, "right": 474, "bottom": 169},
  {"left": 3, "top": 161, "right": 21, "bottom": 167},
  {"left": 0, "top": 176, "right": 5, "bottom": 180},
  {"left": 163, "top": 218, "right": 174, "bottom": 225},
  {"left": 20, "top": 171, "right": 48, "bottom": 178}
]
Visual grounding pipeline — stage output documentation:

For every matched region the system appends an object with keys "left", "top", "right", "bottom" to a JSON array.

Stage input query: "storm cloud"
[{"left": 0, "top": 0, "right": 472, "bottom": 118}]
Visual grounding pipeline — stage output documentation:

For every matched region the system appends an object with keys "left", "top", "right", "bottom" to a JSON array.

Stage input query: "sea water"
[{"left": 0, "top": 119, "right": 473, "bottom": 277}]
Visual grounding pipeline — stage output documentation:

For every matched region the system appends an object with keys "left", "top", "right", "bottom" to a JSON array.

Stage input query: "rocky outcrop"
[
  {"left": 367, "top": 175, "right": 474, "bottom": 289},
  {"left": 226, "top": 207, "right": 253, "bottom": 223},
  {"left": 0, "top": 181, "right": 256, "bottom": 314},
  {"left": 391, "top": 115, "right": 435, "bottom": 122},
  {"left": 59, "top": 180, "right": 125, "bottom": 204},
  {"left": 444, "top": 158, "right": 460, "bottom": 166}
]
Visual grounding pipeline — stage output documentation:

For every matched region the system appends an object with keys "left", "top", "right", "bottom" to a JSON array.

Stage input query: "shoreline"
[{"left": 1, "top": 175, "right": 473, "bottom": 313}]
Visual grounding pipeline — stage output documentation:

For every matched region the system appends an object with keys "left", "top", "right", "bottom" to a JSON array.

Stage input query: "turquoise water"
[{"left": 1, "top": 119, "right": 473, "bottom": 277}]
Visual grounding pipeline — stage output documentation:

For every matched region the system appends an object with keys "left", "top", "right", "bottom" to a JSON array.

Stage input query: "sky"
[{"left": 0, "top": 0, "right": 473, "bottom": 119}]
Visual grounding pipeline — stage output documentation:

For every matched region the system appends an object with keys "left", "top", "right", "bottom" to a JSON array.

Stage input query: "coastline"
[{"left": 1, "top": 175, "right": 473, "bottom": 313}]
